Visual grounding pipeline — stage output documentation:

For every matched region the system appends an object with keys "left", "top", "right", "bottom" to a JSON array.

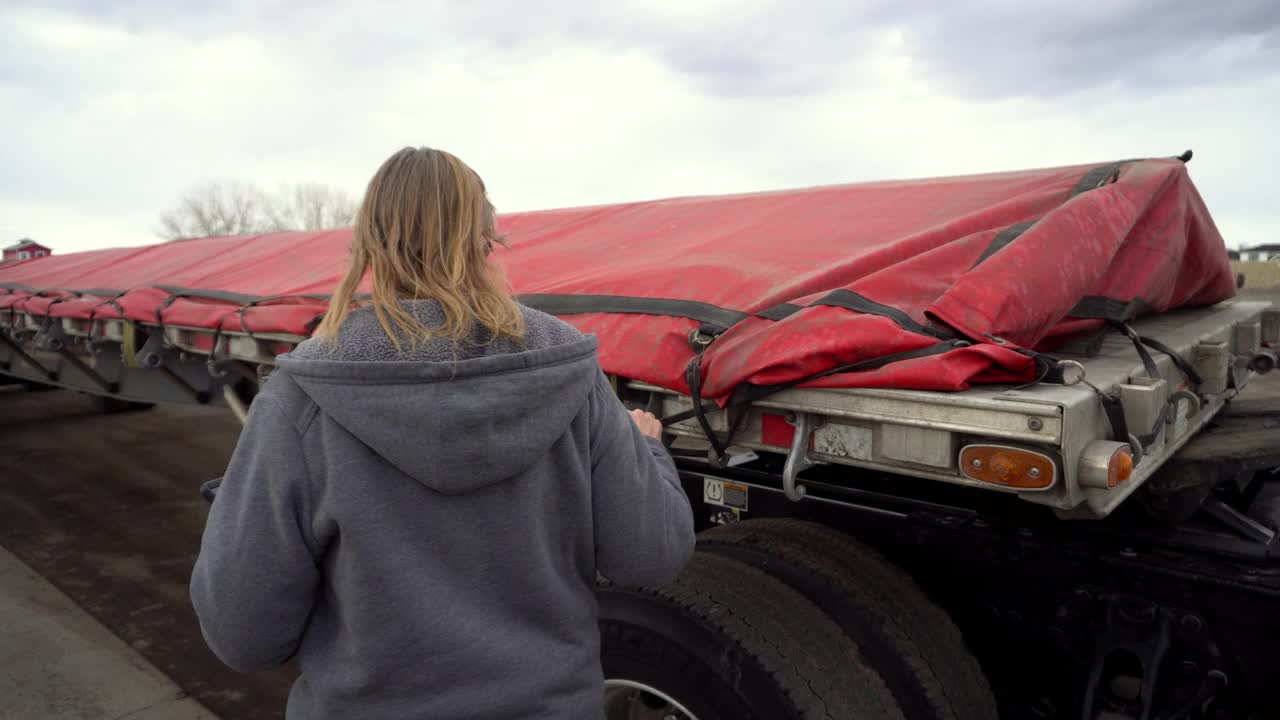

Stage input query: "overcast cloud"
[{"left": 2, "top": 0, "right": 1278, "bottom": 253}]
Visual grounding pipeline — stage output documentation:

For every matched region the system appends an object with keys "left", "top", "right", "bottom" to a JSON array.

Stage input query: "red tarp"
[{"left": 0, "top": 156, "right": 1236, "bottom": 399}]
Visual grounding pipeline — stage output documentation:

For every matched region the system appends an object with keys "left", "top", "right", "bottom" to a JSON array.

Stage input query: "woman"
[{"left": 190, "top": 147, "right": 696, "bottom": 719}]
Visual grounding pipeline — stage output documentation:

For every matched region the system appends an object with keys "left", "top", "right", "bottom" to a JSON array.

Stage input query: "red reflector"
[
  {"left": 761, "top": 413, "right": 813, "bottom": 450},
  {"left": 761, "top": 413, "right": 795, "bottom": 447}
]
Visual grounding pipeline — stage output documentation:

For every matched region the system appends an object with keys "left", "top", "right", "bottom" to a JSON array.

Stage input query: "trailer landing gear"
[{"left": 1066, "top": 591, "right": 1230, "bottom": 720}]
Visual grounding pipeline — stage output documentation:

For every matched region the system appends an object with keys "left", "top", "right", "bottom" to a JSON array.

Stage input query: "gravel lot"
[{"left": 0, "top": 388, "right": 294, "bottom": 719}]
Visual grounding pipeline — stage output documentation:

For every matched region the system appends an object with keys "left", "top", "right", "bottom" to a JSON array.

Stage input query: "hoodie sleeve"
[
  {"left": 589, "top": 372, "right": 695, "bottom": 586},
  {"left": 190, "top": 394, "right": 321, "bottom": 673}
]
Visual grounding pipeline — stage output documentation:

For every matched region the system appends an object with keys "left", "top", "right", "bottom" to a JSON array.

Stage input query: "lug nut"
[{"left": 1180, "top": 614, "right": 1203, "bottom": 636}]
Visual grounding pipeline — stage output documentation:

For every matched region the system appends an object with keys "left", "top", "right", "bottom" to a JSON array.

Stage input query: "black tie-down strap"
[
  {"left": 663, "top": 340, "right": 967, "bottom": 460},
  {"left": 1058, "top": 362, "right": 1162, "bottom": 454},
  {"left": 1071, "top": 150, "right": 1192, "bottom": 202},
  {"left": 1067, "top": 295, "right": 1203, "bottom": 387},
  {"left": 1107, "top": 320, "right": 1204, "bottom": 387},
  {"left": 1093, "top": 386, "right": 1177, "bottom": 454},
  {"left": 683, "top": 355, "right": 728, "bottom": 459},
  {"left": 1068, "top": 160, "right": 1134, "bottom": 198},
  {"left": 807, "top": 289, "right": 953, "bottom": 339},
  {"left": 1136, "top": 332, "right": 1204, "bottom": 387},
  {"left": 1068, "top": 153, "right": 1185, "bottom": 204},
  {"left": 1068, "top": 295, "right": 1154, "bottom": 324},
  {"left": 1059, "top": 315, "right": 1204, "bottom": 455},
  {"left": 518, "top": 290, "right": 947, "bottom": 339},
  {"left": 522, "top": 291, "right": 957, "bottom": 462}
]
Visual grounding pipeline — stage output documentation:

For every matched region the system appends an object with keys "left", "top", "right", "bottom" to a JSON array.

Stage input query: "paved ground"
[
  {"left": 0, "top": 544, "right": 216, "bottom": 719},
  {"left": 0, "top": 388, "right": 295, "bottom": 719}
]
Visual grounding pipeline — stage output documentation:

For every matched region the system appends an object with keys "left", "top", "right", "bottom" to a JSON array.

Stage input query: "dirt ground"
[{"left": 0, "top": 388, "right": 295, "bottom": 719}]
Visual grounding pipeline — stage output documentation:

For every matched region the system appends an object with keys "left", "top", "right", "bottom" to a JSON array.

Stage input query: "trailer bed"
[
  {"left": 652, "top": 300, "right": 1273, "bottom": 517},
  {"left": 0, "top": 153, "right": 1255, "bottom": 518}
]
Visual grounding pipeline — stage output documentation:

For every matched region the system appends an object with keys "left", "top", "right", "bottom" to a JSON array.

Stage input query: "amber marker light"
[
  {"left": 959, "top": 445, "right": 1057, "bottom": 490},
  {"left": 1079, "top": 441, "right": 1136, "bottom": 490}
]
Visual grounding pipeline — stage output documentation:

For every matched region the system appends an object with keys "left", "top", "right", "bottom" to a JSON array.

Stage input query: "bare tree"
[
  {"left": 156, "top": 180, "right": 357, "bottom": 241},
  {"left": 265, "top": 183, "right": 359, "bottom": 233},
  {"left": 156, "top": 181, "right": 271, "bottom": 241}
]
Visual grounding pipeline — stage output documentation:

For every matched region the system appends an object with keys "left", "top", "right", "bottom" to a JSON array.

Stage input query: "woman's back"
[{"left": 190, "top": 147, "right": 695, "bottom": 719}]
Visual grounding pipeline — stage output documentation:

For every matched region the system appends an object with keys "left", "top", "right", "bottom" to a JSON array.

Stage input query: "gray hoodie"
[{"left": 190, "top": 302, "right": 695, "bottom": 719}]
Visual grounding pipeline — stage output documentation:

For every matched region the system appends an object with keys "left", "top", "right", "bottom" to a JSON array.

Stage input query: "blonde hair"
[{"left": 315, "top": 147, "right": 525, "bottom": 348}]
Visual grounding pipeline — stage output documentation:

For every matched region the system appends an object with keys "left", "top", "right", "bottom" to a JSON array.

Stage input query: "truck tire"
[
  {"left": 598, "top": 551, "right": 905, "bottom": 720},
  {"left": 698, "top": 519, "right": 997, "bottom": 720}
]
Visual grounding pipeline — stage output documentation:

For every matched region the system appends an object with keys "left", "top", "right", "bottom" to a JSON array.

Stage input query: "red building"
[{"left": 2, "top": 239, "right": 52, "bottom": 264}]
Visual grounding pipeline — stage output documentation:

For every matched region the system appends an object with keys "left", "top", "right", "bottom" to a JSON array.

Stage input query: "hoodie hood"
[{"left": 277, "top": 302, "right": 599, "bottom": 495}]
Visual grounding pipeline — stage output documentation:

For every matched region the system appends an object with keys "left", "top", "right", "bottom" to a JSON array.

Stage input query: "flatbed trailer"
[
  {"left": 3, "top": 294, "right": 1279, "bottom": 719},
  {"left": 5, "top": 155, "right": 1278, "bottom": 719},
  {"left": 5, "top": 298, "right": 1273, "bottom": 512}
]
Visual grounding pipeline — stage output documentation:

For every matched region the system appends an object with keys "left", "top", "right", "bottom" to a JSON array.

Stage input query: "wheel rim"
[{"left": 603, "top": 678, "right": 700, "bottom": 720}]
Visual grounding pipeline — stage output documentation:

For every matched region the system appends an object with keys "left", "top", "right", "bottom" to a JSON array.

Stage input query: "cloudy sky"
[{"left": 2, "top": 0, "right": 1278, "bottom": 254}]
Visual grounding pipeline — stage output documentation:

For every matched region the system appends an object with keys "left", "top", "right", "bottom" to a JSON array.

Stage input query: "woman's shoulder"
[
  {"left": 248, "top": 368, "right": 320, "bottom": 435},
  {"left": 517, "top": 304, "right": 587, "bottom": 351}
]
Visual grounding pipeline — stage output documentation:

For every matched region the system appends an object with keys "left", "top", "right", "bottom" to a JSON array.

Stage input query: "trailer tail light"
[
  {"left": 1112, "top": 449, "right": 1135, "bottom": 485},
  {"left": 1079, "top": 441, "right": 1135, "bottom": 489},
  {"left": 959, "top": 445, "right": 1056, "bottom": 490}
]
